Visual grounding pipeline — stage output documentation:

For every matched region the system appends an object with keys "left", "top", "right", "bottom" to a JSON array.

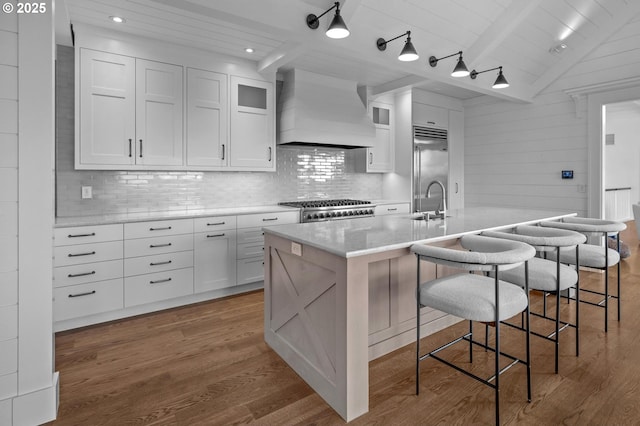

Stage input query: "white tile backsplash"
[
  {"left": 0, "top": 271, "right": 17, "bottom": 307},
  {"left": 0, "top": 373, "right": 17, "bottom": 400},
  {"left": 0, "top": 305, "right": 17, "bottom": 341},
  {"left": 0, "top": 339, "right": 17, "bottom": 376},
  {"left": 55, "top": 45, "right": 383, "bottom": 217}
]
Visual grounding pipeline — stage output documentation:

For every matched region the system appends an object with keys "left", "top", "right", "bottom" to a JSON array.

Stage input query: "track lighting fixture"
[
  {"left": 306, "top": 2, "right": 350, "bottom": 39},
  {"left": 470, "top": 66, "right": 510, "bottom": 89},
  {"left": 428, "top": 51, "right": 469, "bottom": 77},
  {"left": 377, "top": 30, "right": 419, "bottom": 62}
]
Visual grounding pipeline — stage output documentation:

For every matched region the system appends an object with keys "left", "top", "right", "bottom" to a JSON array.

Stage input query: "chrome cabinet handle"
[
  {"left": 128, "top": 138, "right": 132, "bottom": 157},
  {"left": 207, "top": 222, "right": 225, "bottom": 226},
  {"left": 150, "top": 278, "right": 172, "bottom": 284},
  {"left": 68, "top": 290, "right": 96, "bottom": 298},
  {"left": 150, "top": 260, "right": 172, "bottom": 266},
  {"left": 221, "top": 144, "right": 225, "bottom": 160},
  {"left": 207, "top": 233, "right": 225, "bottom": 238},
  {"left": 369, "top": 152, "right": 373, "bottom": 165},
  {"left": 68, "top": 271, "right": 96, "bottom": 278},
  {"left": 67, "top": 232, "right": 95, "bottom": 238},
  {"left": 139, "top": 139, "right": 143, "bottom": 158},
  {"left": 388, "top": 208, "right": 398, "bottom": 212},
  {"left": 262, "top": 217, "right": 278, "bottom": 222},
  {"left": 149, "top": 226, "right": 172, "bottom": 231},
  {"left": 455, "top": 183, "right": 459, "bottom": 194},
  {"left": 68, "top": 251, "right": 96, "bottom": 257},
  {"left": 268, "top": 146, "right": 272, "bottom": 162},
  {"left": 149, "top": 243, "right": 172, "bottom": 248}
]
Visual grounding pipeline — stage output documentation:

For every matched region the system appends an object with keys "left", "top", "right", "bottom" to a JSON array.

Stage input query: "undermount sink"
[{"left": 410, "top": 212, "right": 450, "bottom": 221}]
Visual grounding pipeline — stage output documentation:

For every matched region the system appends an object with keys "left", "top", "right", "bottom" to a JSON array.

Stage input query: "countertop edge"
[{"left": 263, "top": 211, "right": 577, "bottom": 258}]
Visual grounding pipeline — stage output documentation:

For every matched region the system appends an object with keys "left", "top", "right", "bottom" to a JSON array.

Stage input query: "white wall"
[
  {"left": 0, "top": 0, "right": 58, "bottom": 424},
  {"left": 464, "top": 16, "right": 640, "bottom": 217}
]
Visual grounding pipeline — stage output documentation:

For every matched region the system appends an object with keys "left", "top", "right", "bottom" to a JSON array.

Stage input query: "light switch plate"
[
  {"left": 81, "top": 186, "right": 92, "bottom": 199},
  {"left": 291, "top": 242, "right": 302, "bottom": 256}
]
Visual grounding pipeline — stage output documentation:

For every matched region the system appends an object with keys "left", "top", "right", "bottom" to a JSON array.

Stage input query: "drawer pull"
[
  {"left": 387, "top": 208, "right": 398, "bottom": 211},
  {"left": 149, "top": 226, "right": 172, "bottom": 231},
  {"left": 262, "top": 217, "right": 278, "bottom": 222},
  {"left": 68, "top": 232, "right": 96, "bottom": 238},
  {"left": 68, "top": 290, "right": 96, "bottom": 298},
  {"left": 207, "top": 233, "right": 225, "bottom": 238},
  {"left": 150, "top": 243, "right": 172, "bottom": 248},
  {"left": 207, "top": 222, "right": 225, "bottom": 226},
  {"left": 150, "top": 260, "right": 172, "bottom": 266},
  {"left": 68, "top": 251, "right": 96, "bottom": 257},
  {"left": 68, "top": 271, "right": 96, "bottom": 278},
  {"left": 150, "top": 278, "right": 172, "bottom": 284}
]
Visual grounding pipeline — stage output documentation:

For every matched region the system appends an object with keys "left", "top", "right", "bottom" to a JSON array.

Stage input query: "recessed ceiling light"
[
  {"left": 109, "top": 16, "right": 126, "bottom": 24},
  {"left": 549, "top": 43, "right": 567, "bottom": 55},
  {"left": 245, "top": 47, "right": 254, "bottom": 53}
]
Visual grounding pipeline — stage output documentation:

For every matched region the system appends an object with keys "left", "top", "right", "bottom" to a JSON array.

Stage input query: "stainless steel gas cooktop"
[{"left": 279, "top": 199, "right": 375, "bottom": 223}]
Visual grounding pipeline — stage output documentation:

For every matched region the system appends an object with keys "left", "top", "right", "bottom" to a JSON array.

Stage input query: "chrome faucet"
[{"left": 426, "top": 180, "right": 447, "bottom": 218}]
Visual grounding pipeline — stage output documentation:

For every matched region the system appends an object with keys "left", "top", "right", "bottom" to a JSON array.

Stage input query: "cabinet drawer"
[
  {"left": 236, "top": 211, "right": 299, "bottom": 228},
  {"left": 124, "top": 218, "right": 193, "bottom": 239},
  {"left": 124, "top": 268, "right": 193, "bottom": 307},
  {"left": 54, "top": 259, "right": 123, "bottom": 288},
  {"left": 236, "top": 227, "right": 264, "bottom": 244},
  {"left": 124, "top": 250, "right": 193, "bottom": 277},
  {"left": 54, "top": 240, "right": 123, "bottom": 267},
  {"left": 124, "top": 234, "right": 193, "bottom": 258},
  {"left": 375, "top": 203, "right": 410, "bottom": 216},
  {"left": 55, "top": 224, "right": 123, "bottom": 246},
  {"left": 237, "top": 242, "right": 264, "bottom": 259},
  {"left": 237, "top": 257, "right": 264, "bottom": 285},
  {"left": 193, "top": 216, "right": 236, "bottom": 233},
  {"left": 54, "top": 279, "right": 124, "bottom": 322}
]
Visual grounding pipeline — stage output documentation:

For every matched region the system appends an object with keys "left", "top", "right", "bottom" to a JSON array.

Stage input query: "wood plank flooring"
[{"left": 49, "top": 221, "right": 640, "bottom": 425}]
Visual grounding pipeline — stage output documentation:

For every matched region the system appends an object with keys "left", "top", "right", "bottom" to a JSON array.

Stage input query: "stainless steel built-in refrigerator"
[{"left": 413, "top": 126, "right": 448, "bottom": 213}]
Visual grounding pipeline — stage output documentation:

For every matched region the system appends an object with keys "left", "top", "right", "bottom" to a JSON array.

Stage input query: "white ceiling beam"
[
  {"left": 371, "top": 75, "right": 427, "bottom": 96},
  {"left": 257, "top": 41, "right": 306, "bottom": 74},
  {"left": 528, "top": 1, "right": 640, "bottom": 98},
  {"left": 464, "top": 0, "right": 544, "bottom": 65}
]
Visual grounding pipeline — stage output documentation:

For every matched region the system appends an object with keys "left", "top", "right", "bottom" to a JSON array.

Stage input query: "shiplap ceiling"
[{"left": 58, "top": 0, "right": 640, "bottom": 103}]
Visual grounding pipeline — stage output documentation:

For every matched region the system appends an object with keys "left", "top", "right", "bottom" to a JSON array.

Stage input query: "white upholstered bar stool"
[
  {"left": 411, "top": 234, "right": 536, "bottom": 426},
  {"left": 482, "top": 225, "right": 586, "bottom": 373},
  {"left": 541, "top": 217, "right": 627, "bottom": 332}
]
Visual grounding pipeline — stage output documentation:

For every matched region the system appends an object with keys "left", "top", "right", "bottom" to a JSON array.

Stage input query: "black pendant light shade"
[
  {"left": 429, "top": 51, "right": 469, "bottom": 77},
  {"left": 306, "top": 2, "right": 350, "bottom": 39},
  {"left": 377, "top": 30, "right": 419, "bottom": 62},
  {"left": 470, "top": 66, "right": 509, "bottom": 89}
]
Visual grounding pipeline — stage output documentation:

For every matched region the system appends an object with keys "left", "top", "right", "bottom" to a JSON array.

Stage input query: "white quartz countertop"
[
  {"left": 55, "top": 205, "right": 300, "bottom": 227},
  {"left": 263, "top": 206, "right": 576, "bottom": 258}
]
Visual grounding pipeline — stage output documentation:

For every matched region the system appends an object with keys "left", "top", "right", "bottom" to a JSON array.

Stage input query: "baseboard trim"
[{"left": 12, "top": 372, "right": 59, "bottom": 425}]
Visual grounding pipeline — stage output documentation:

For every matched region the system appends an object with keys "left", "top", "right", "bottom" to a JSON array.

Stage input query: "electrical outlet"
[
  {"left": 81, "top": 186, "right": 93, "bottom": 199},
  {"left": 291, "top": 242, "right": 302, "bottom": 256}
]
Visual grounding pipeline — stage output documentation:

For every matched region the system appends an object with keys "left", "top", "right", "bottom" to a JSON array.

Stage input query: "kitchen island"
[{"left": 263, "top": 207, "right": 575, "bottom": 421}]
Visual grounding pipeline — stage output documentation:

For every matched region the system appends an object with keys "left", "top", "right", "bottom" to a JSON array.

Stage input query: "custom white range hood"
[{"left": 277, "top": 69, "right": 375, "bottom": 149}]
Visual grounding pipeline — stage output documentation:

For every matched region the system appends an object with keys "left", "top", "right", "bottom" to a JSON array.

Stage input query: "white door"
[
  {"left": 194, "top": 231, "right": 237, "bottom": 292},
  {"left": 229, "top": 76, "right": 274, "bottom": 169},
  {"left": 186, "top": 68, "right": 228, "bottom": 167},
  {"left": 135, "top": 59, "right": 183, "bottom": 166},
  {"left": 79, "top": 49, "right": 135, "bottom": 166}
]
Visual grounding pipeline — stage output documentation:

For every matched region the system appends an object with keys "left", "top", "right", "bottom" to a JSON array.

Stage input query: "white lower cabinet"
[
  {"left": 54, "top": 210, "right": 298, "bottom": 330},
  {"left": 53, "top": 224, "right": 125, "bottom": 323},
  {"left": 125, "top": 268, "right": 194, "bottom": 307},
  {"left": 194, "top": 230, "right": 237, "bottom": 292},
  {"left": 54, "top": 279, "right": 124, "bottom": 322}
]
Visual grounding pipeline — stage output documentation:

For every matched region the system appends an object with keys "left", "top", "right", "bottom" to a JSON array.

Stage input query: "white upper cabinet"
[
  {"left": 448, "top": 109, "right": 464, "bottom": 210},
  {"left": 79, "top": 49, "right": 135, "bottom": 166},
  {"left": 412, "top": 102, "right": 448, "bottom": 129},
  {"left": 229, "top": 76, "right": 275, "bottom": 170},
  {"left": 186, "top": 68, "right": 228, "bottom": 168},
  {"left": 77, "top": 49, "right": 183, "bottom": 169},
  {"left": 367, "top": 101, "right": 394, "bottom": 172},
  {"left": 135, "top": 59, "right": 183, "bottom": 166}
]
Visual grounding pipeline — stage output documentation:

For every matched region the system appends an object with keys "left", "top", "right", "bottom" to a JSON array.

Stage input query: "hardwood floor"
[{"left": 50, "top": 221, "right": 640, "bottom": 425}]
